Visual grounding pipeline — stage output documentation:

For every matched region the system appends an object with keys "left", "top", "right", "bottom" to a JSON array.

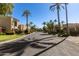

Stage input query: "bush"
[
  {"left": 43, "top": 27, "right": 47, "bottom": 33},
  {"left": 70, "top": 30, "right": 78, "bottom": 36},
  {"left": 24, "top": 29, "right": 28, "bottom": 34},
  {"left": 15, "top": 29, "right": 23, "bottom": 34},
  {"left": 52, "top": 32, "right": 57, "bottom": 35},
  {"left": 6, "top": 32, "right": 14, "bottom": 35},
  {"left": 0, "top": 32, "right": 5, "bottom": 35},
  {"left": 57, "top": 28, "right": 69, "bottom": 37},
  {"left": 59, "top": 33, "right": 69, "bottom": 37}
]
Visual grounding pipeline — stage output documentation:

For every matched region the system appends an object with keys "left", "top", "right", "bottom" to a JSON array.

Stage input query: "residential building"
[
  {"left": 0, "top": 16, "right": 20, "bottom": 33},
  {"left": 63, "top": 23, "right": 79, "bottom": 31},
  {"left": 18, "top": 24, "right": 27, "bottom": 31}
]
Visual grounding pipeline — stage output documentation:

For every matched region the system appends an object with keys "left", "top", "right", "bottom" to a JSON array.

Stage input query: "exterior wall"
[
  {"left": 0, "top": 16, "right": 12, "bottom": 33},
  {"left": 11, "top": 18, "right": 20, "bottom": 31},
  {"left": 0, "top": 27, "right": 2, "bottom": 32},
  {"left": 18, "top": 25, "right": 27, "bottom": 31},
  {"left": 0, "top": 16, "right": 20, "bottom": 33},
  {"left": 63, "top": 23, "right": 79, "bottom": 31}
]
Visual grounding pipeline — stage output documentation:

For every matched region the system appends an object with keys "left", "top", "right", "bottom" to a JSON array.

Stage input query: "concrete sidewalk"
[{"left": 66, "top": 36, "right": 79, "bottom": 44}]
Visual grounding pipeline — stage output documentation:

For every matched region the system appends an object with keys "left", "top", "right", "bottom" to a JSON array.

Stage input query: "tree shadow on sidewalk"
[
  {"left": 0, "top": 39, "right": 30, "bottom": 56},
  {"left": 30, "top": 43, "right": 47, "bottom": 49},
  {"left": 40, "top": 33, "right": 49, "bottom": 35},
  {"left": 36, "top": 42, "right": 56, "bottom": 45},
  {"left": 33, "top": 37, "right": 68, "bottom": 56}
]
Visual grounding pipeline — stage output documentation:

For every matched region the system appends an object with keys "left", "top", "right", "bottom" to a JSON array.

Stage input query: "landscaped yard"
[{"left": 0, "top": 34, "right": 23, "bottom": 42}]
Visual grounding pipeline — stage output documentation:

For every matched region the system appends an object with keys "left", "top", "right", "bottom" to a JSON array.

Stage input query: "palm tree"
[
  {"left": 61, "top": 21, "right": 64, "bottom": 25},
  {"left": 65, "top": 3, "right": 69, "bottom": 35},
  {"left": 53, "top": 19, "right": 57, "bottom": 32},
  {"left": 61, "top": 21, "right": 64, "bottom": 29},
  {"left": 49, "top": 20, "right": 54, "bottom": 31},
  {"left": 43, "top": 22, "right": 47, "bottom": 32},
  {"left": 29, "top": 21, "right": 33, "bottom": 32},
  {"left": 43, "top": 22, "right": 46, "bottom": 27},
  {"left": 29, "top": 21, "right": 33, "bottom": 27},
  {"left": 6, "top": 3, "right": 14, "bottom": 15},
  {"left": 46, "top": 20, "right": 54, "bottom": 34},
  {"left": 0, "top": 3, "right": 14, "bottom": 16},
  {"left": 23, "top": 9, "right": 30, "bottom": 34},
  {"left": 31, "top": 24, "right": 36, "bottom": 32},
  {"left": 50, "top": 3, "right": 64, "bottom": 32},
  {"left": 54, "top": 19, "right": 57, "bottom": 24}
]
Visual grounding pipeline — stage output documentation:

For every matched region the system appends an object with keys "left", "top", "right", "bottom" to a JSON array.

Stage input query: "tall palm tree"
[
  {"left": 43, "top": 22, "right": 47, "bottom": 32},
  {"left": 54, "top": 19, "right": 57, "bottom": 24},
  {"left": 50, "top": 3, "right": 64, "bottom": 32},
  {"left": 61, "top": 21, "right": 64, "bottom": 29},
  {"left": 0, "top": 3, "right": 14, "bottom": 16},
  {"left": 31, "top": 24, "right": 36, "bottom": 32},
  {"left": 29, "top": 21, "right": 33, "bottom": 27},
  {"left": 29, "top": 21, "right": 33, "bottom": 32},
  {"left": 46, "top": 21, "right": 54, "bottom": 34},
  {"left": 54, "top": 19, "right": 57, "bottom": 32},
  {"left": 23, "top": 9, "right": 30, "bottom": 34},
  {"left": 6, "top": 3, "right": 14, "bottom": 15},
  {"left": 61, "top": 21, "right": 64, "bottom": 25},
  {"left": 65, "top": 3, "right": 69, "bottom": 35},
  {"left": 43, "top": 22, "right": 46, "bottom": 27}
]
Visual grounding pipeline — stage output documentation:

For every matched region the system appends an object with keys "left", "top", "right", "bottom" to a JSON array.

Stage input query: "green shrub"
[
  {"left": 70, "top": 30, "right": 78, "bottom": 36},
  {"left": 0, "top": 32, "right": 5, "bottom": 35},
  {"left": 15, "top": 29, "right": 23, "bottom": 34},
  {"left": 6, "top": 32, "right": 14, "bottom": 35},
  {"left": 24, "top": 29, "right": 28, "bottom": 34},
  {"left": 43, "top": 27, "right": 47, "bottom": 33}
]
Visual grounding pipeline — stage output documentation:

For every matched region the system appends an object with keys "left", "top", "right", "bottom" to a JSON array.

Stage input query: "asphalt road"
[{"left": 0, "top": 32, "right": 79, "bottom": 56}]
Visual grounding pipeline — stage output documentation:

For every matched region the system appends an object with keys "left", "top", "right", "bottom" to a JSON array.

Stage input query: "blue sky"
[{"left": 12, "top": 3, "right": 79, "bottom": 28}]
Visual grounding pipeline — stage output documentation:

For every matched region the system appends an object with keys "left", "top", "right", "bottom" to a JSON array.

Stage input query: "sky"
[{"left": 12, "top": 3, "right": 79, "bottom": 28}]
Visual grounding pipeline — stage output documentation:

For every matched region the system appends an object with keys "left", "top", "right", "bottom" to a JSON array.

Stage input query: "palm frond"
[
  {"left": 61, "top": 5, "right": 64, "bottom": 9},
  {"left": 22, "top": 9, "right": 30, "bottom": 16},
  {"left": 49, "top": 4, "right": 56, "bottom": 10}
]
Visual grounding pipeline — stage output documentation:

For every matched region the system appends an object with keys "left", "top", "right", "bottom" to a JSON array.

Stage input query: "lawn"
[{"left": 0, "top": 34, "right": 23, "bottom": 42}]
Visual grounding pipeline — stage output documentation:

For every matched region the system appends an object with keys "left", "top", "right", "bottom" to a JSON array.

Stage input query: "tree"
[
  {"left": 29, "top": 21, "right": 33, "bottom": 27},
  {"left": 61, "top": 21, "right": 64, "bottom": 25},
  {"left": 22, "top": 9, "right": 30, "bottom": 34},
  {"left": 6, "top": 4, "right": 14, "bottom": 15},
  {"left": 54, "top": 19, "right": 57, "bottom": 24},
  {"left": 53, "top": 19, "right": 57, "bottom": 32},
  {"left": 46, "top": 20, "right": 54, "bottom": 34},
  {"left": 61, "top": 21, "right": 64, "bottom": 29},
  {"left": 43, "top": 22, "right": 46, "bottom": 27},
  {"left": 0, "top": 3, "right": 14, "bottom": 16},
  {"left": 50, "top": 3, "right": 64, "bottom": 33},
  {"left": 65, "top": 3, "right": 69, "bottom": 35},
  {"left": 31, "top": 24, "right": 36, "bottom": 32},
  {"left": 42, "top": 22, "right": 47, "bottom": 32}
]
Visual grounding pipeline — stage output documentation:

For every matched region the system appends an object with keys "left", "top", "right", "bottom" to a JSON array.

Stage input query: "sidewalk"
[{"left": 66, "top": 36, "right": 79, "bottom": 44}]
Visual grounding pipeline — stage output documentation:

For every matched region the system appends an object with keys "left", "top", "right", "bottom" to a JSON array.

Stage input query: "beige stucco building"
[
  {"left": 0, "top": 16, "right": 20, "bottom": 33},
  {"left": 18, "top": 24, "right": 27, "bottom": 31}
]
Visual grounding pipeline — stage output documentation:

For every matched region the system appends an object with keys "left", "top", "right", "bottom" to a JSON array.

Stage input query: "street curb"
[{"left": 0, "top": 32, "right": 35, "bottom": 45}]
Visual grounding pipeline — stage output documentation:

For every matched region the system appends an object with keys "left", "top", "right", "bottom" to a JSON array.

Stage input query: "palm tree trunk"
[
  {"left": 26, "top": 15, "right": 28, "bottom": 34},
  {"left": 65, "top": 3, "right": 69, "bottom": 35},
  {"left": 57, "top": 6, "right": 61, "bottom": 33}
]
